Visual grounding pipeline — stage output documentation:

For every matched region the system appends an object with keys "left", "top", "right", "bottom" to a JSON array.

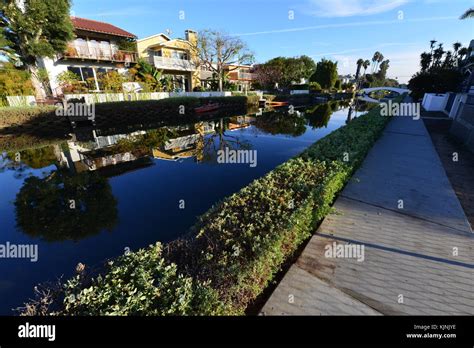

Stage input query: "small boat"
[
  {"left": 267, "top": 101, "right": 289, "bottom": 107},
  {"left": 195, "top": 103, "right": 220, "bottom": 113}
]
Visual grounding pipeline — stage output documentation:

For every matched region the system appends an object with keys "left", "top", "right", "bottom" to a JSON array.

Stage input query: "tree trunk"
[
  {"left": 218, "top": 73, "right": 223, "bottom": 92},
  {"left": 27, "top": 64, "right": 47, "bottom": 101}
]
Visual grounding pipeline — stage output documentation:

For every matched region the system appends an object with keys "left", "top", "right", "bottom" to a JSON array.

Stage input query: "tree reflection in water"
[
  {"left": 15, "top": 170, "right": 118, "bottom": 242},
  {"left": 254, "top": 110, "right": 307, "bottom": 137}
]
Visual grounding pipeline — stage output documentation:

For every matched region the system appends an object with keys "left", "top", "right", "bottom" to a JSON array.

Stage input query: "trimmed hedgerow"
[
  {"left": 59, "top": 243, "right": 230, "bottom": 316},
  {"left": 0, "top": 97, "right": 248, "bottom": 131},
  {"left": 0, "top": 106, "right": 56, "bottom": 128},
  {"left": 23, "top": 100, "right": 395, "bottom": 316}
]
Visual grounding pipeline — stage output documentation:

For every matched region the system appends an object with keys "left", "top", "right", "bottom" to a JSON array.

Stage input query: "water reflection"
[
  {"left": 2, "top": 102, "right": 361, "bottom": 243},
  {"left": 15, "top": 170, "right": 118, "bottom": 242}
]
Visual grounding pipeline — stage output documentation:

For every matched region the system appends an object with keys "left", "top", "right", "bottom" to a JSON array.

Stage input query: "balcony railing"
[
  {"left": 238, "top": 72, "right": 255, "bottom": 80},
  {"left": 228, "top": 71, "right": 256, "bottom": 81},
  {"left": 152, "top": 56, "right": 195, "bottom": 72},
  {"left": 62, "top": 44, "right": 137, "bottom": 63}
]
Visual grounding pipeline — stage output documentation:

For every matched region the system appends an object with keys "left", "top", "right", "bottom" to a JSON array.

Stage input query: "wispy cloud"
[
  {"left": 310, "top": 42, "right": 420, "bottom": 58},
  {"left": 304, "top": 0, "right": 409, "bottom": 17},
  {"left": 233, "top": 16, "right": 456, "bottom": 36}
]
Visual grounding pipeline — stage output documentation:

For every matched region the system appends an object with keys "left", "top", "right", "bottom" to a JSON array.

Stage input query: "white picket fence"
[
  {"left": 5, "top": 91, "right": 241, "bottom": 107},
  {"left": 63, "top": 91, "right": 233, "bottom": 104},
  {"left": 6, "top": 96, "right": 37, "bottom": 107}
]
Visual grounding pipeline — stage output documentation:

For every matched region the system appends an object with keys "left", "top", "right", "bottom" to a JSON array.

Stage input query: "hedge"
[
  {"left": 23, "top": 99, "right": 396, "bottom": 316},
  {"left": 0, "top": 97, "right": 248, "bottom": 131}
]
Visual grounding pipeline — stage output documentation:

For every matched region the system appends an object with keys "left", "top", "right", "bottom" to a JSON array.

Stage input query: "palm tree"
[
  {"left": 371, "top": 51, "right": 381, "bottom": 73},
  {"left": 460, "top": 7, "right": 474, "bottom": 19},
  {"left": 420, "top": 52, "right": 432, "bottom": 71},
  {"left": 429, "top": 40, "right": 437, "bottom": 55},
  {"left": 377, "top": 53, "right": 384, "bottom": 73},
  {"left": 363, "top": 60, "right": 370, "bottom": 76},
  {"left": 355, "top": 58, "right": 364, "bottom": 80}
]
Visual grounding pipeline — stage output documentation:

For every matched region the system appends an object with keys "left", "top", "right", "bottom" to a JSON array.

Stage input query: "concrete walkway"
[{"left": 261, "top": 114, "right": 474, "bottom": 315}]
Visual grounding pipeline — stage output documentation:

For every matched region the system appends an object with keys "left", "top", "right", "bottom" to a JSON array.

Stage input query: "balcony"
[
  {"left": 228, "top": 71, "right": 256, "bottom": 81},
  {"left": 152, "top": 56, "right": 195, "bottom": 72},
  {"left": 61, "top": 44, "right": 137, "bottom": 64},
  {"left": 238, "top": 72, "right": 255, "bottom": 80}
]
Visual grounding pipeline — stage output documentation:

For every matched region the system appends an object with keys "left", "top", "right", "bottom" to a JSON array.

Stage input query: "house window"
[{"left": 67, "top": 66, "right": 83, "bottom": 80}]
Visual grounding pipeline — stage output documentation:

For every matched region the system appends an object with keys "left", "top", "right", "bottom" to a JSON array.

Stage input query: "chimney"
[{"left": 185, "top": 29, "right": 197, "bottom": 45}]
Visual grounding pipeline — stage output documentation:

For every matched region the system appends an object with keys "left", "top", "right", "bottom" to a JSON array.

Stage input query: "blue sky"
[{"left": 71, "top": 0, "right": 474, "bottom": 83}]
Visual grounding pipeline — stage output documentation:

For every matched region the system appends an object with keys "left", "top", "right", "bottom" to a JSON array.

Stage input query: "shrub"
[
  {"left": 61, "top": 243, "right": 229, "bottom": 315},
  {"left": 0, "top": 106, "right": 56, "bottom": 128},
  {"left": 309, "top": 82, "right": 322, "bottom": 92},
  {"left": 98, "top": 71, "right": 125, "bottom": 92},
  {"left": 0, "top": 63, "right": 34, "bottom": 104},
  {"left": 57, "top": 71, "right": 86, "bottom": 94},
  {"left": 290, "top": 84, "right": 309, "bottom": 90},
  {"left": 263, "top": 94, "right": 276, "bottom": 102}
]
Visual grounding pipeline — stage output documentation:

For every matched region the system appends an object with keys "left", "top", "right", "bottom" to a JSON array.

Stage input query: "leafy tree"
[
  {"left": 334, "top": 79, "right": 342, "bottom": 90},
  {"left": 376, "top": 60, "right": 390, "bottom": 80},
  {"left": 408, "top": 68, "right": 463, "bottom": 100},
  {"left": 252, "top": 55, "right": 315, "bottom": 90},
  {"left": 0, "top": 0, "right": 75, "bottom": 99},
  {"left": 190, "top": 29, "right": 254, "bottom": 91},
  {"left": 420, "top": 52, "right": 432, "bottom": 71},
  {"left": 310, "top": 59, "right": 338, "bottom": 90}
]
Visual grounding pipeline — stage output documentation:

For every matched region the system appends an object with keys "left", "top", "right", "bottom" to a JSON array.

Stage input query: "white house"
[{"left": 37, "top": 17, "right": 137, "bottom": 97}]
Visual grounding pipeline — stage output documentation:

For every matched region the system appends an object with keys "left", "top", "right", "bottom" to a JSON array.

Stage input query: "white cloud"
[{"left": 305, "top": 0, "right": 409, "bottom": 17}]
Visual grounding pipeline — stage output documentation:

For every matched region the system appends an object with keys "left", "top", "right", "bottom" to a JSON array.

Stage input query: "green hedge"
[
  {"left": 0, "top": 106, "right": 56, "bottom": 128},
  {"left": 0, "top": 97, "right": 248, "bottom": 131},
  {"left": 60, "top": 243, "right": 228, "bottom": 315},
  {"left": 24, "top": 100, "right": 395, "bottom": 316}
]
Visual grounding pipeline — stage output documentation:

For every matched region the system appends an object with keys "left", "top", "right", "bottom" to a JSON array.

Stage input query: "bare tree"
[{"left": 189, "top": 30, "right": 254, "bottom": 92}]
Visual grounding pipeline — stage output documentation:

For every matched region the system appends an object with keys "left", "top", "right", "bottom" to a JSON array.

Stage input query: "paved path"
[{"left": 261, "top": 114, "right": 474, "bottom": 315}]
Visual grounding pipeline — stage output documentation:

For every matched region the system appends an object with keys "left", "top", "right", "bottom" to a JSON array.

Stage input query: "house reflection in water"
[
  {"left": 152, "top": 121, "right": 216, "bottom": 162},
  {"left": 56, "top": 130, "right": 150, "bottom": 175}
]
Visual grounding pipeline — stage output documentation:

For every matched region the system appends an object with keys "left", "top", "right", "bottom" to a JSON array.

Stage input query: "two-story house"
[
  {"left": 225, "top": 64, "right": 256, "bottom": 91},
  {"left": 37, "top": 17, "right": 138, "bottom": 96},
  {"left": 136, "top": 30, "right": 199, "bottom": 92}
]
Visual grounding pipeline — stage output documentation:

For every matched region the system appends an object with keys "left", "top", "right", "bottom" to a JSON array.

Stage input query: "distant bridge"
[{"left": 358, "top": 87, "right": 411, "bottom": 103}]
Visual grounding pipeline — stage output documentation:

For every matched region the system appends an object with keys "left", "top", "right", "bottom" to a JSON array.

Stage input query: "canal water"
[{"left": 0, "top": 102, "right": 367, "bottom": 314}]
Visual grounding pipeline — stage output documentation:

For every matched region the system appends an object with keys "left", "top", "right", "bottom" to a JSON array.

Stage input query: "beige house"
[{"left": 137, "top": 30, "right": 200, "bottom": 91}]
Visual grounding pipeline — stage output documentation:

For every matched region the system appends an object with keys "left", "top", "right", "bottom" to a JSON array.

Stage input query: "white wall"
[{"left": 422, "top": 93, "right": 448, "bottom": 112}]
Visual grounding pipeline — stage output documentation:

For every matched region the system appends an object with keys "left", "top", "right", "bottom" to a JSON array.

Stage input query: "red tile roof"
[{"left": 71, "top": 17, "right": 137, "bottom": 39}]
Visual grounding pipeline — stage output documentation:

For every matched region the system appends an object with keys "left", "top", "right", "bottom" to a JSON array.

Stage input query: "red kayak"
[
  {"left": 267, "top": 101, "right": 289, "bottom": 107},
  {"left": 195, "top": 103, "right": 220, "bottom": 113}
]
